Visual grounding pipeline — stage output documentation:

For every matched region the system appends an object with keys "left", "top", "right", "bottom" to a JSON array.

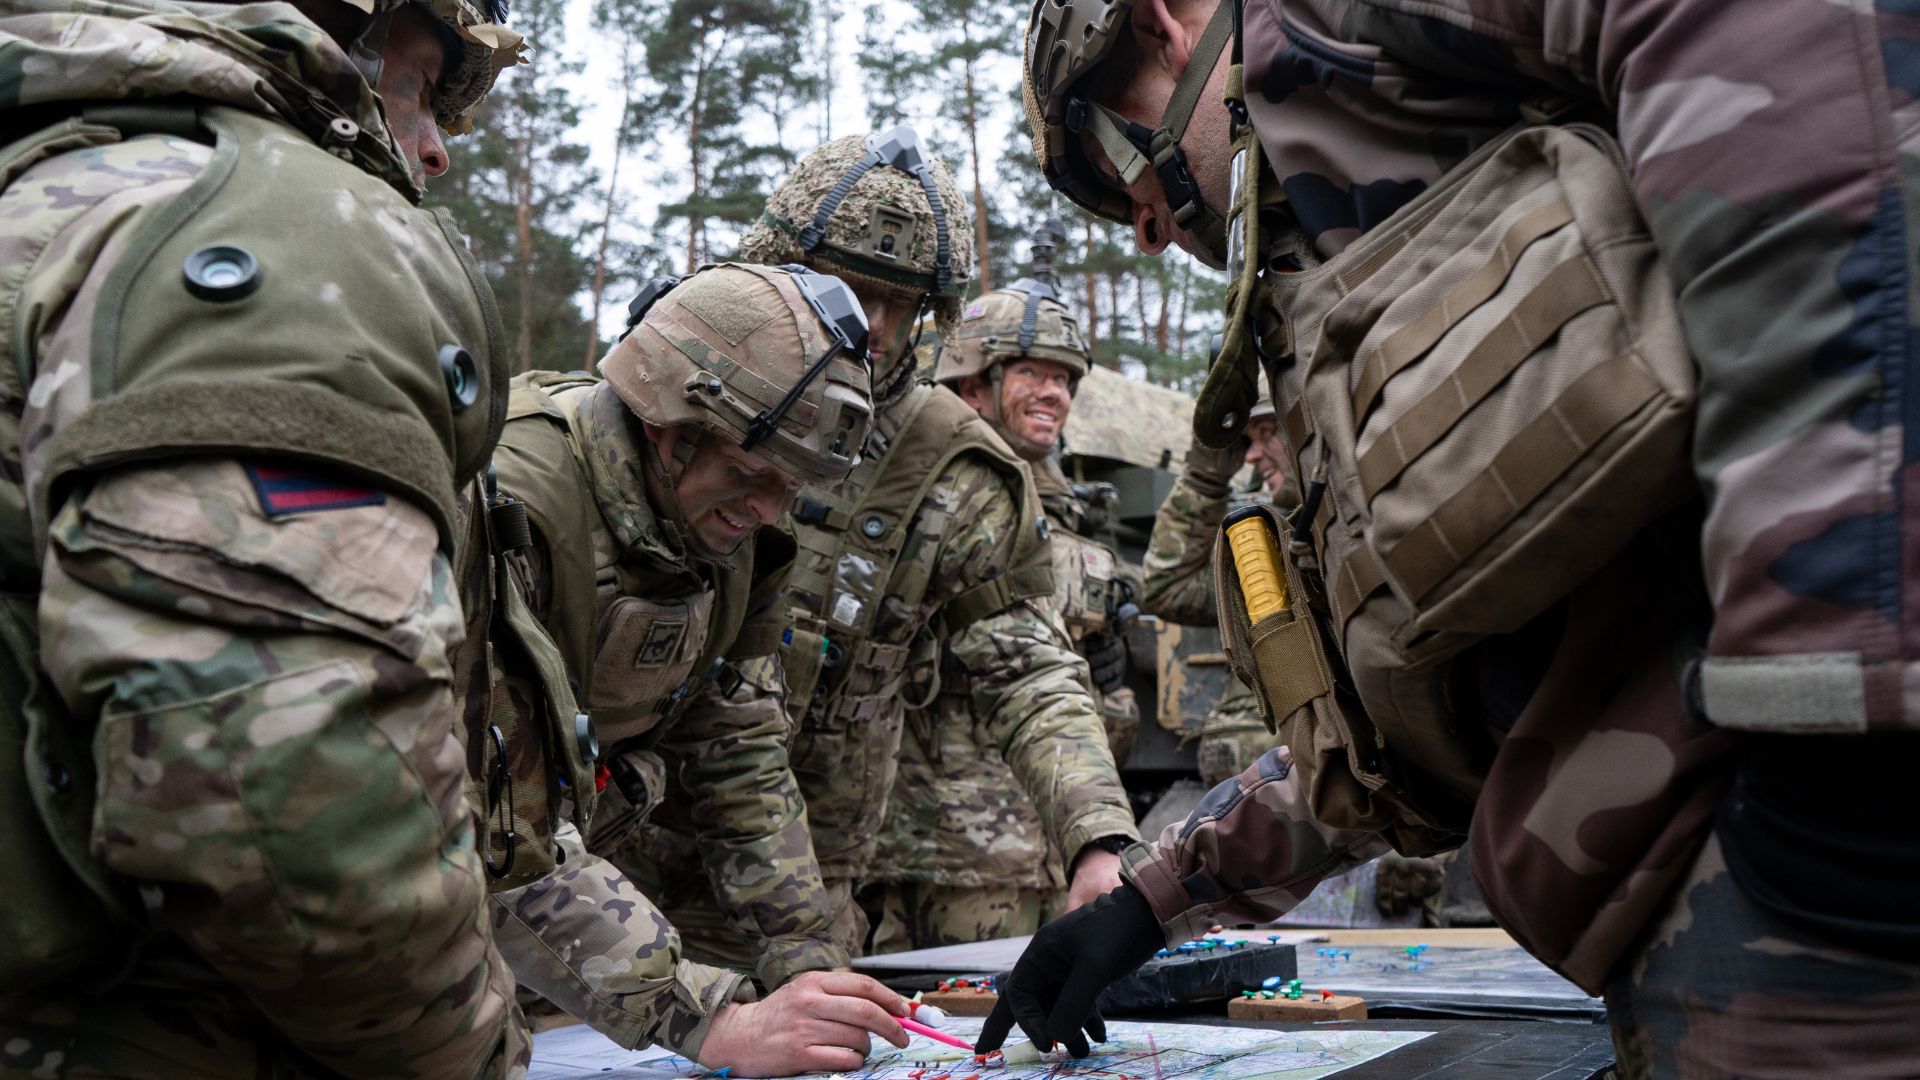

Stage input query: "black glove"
[
  {"left": 1373, "top": 852, "right": 1445, "bottom": 917},
  {"left": 976, "top": 883, "right": 1164, "bottom": 1058},
  {"left": 1085, "top": 632, "right": 1128, "bottom": 695}
]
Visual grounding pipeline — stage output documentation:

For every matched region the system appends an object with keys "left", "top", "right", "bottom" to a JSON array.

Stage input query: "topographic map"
[{"left": 529, "top": 1018, "right": 1431, "bottom": 1079}]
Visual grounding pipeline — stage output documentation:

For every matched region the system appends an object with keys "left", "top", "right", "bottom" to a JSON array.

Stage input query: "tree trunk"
[
  {"left": 1175, "top": 261, "right": 1191, "bottom": 360},
  {"left": 1155, "top": 272, "right": 1170, "bottom": 354},
  {"left": 584, "top": 65, "right": 632, "bottom": 372},
  {"left": 962, "top": 9, "right": 990, "bottom": 291},
  {"left": 685, "top": 26, "right": 713, "bottom": 273},
  {"left": 514, "top": 94, "right": 535, "bottom": 371},
  {"left": 819, "top": 0, "right": 834, "bottom": 142},
  {"left": 1083, "top": 218, "right": 1098, "bottom": 356}
]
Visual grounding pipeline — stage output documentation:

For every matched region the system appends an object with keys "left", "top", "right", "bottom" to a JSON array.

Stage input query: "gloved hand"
[
  {"left": 1373, "top": 851, "right": 1446, "bottom": 917},
  {"left": 1085, "top": 632, "right": 1128, "bottom": 694},
  {"left": 1182, "top": 436, "right": 1248, "bottom": 497},
  {"left": 975, "top": 883, "right": 1165, "bottom": 1058}
]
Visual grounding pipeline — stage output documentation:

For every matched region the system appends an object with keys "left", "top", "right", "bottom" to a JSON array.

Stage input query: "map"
[{"left": 529, "top": 1018, "right": 1431, "bottom": 1079}]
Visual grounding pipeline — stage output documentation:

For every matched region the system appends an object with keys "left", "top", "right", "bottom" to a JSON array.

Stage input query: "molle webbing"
[
  {"left": 1348, "top": 200, "right": 1574, "bottom": 428},
  {"left": 1354, "top": 253, "right": 1610, "bottom": 499},
  {"left": 786, "top": 385, "right": 1054, "bottom": 709},
  {"left": 1380, "top": 350, "right": 1662, "bottom": 607}
]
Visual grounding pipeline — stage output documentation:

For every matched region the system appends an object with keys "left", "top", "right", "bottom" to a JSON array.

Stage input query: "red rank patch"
[{"left": 244, "top": 463, "right": 387, "bottom": 518}]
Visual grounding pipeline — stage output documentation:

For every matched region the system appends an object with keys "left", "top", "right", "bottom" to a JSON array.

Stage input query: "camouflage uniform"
[
  {"left": 1138, "top": 458, "right": 1280, "bottom": 788},
  {"left": 477, "top": 263, "right": 871, "bottom": 1056},
  {"left": 867, "top": 457, "right": 1139, "bottom": 951},
  {"left": 0, "top": 1, "right": 528, "bottom": 1075},
  {"left": 621, "top": 133, "right": 1139, "bottom": 963},
  {"left": 1026, "top": 0, "right": 1920, "bottom": 1071}
]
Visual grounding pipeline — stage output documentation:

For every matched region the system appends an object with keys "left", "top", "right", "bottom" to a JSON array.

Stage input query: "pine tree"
[
  {"left": 856, "top": 0, "right": 1018, "bottom": 290},
  {"left": 429, "top": 0, "right": 597, "bottom": 373},
  {"left": 647, "top": 0, "right": 819, "bottom": 270}
]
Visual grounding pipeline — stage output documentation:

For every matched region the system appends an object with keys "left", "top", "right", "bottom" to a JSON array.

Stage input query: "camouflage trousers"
[
  {"left": 1606, "top": 833, "right": 1920, "bottom": 1078},
  {"left": 651, "top": 877, "right": 867, "bottom": 977},
  {"left": 0, "top": 940, "right": 342, "bottom": 1079},
  {"left": 860, "top": 881, "right": 1057, "bottom": 954}
]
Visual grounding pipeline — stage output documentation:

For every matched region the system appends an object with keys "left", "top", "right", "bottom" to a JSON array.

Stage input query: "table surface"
[
  {"left": 856, "top": 929, "right": 1602, "bottom": 1022},
  {"left": 528, "top": 1016, "right": 1615, "bottom": 1080},
  {"left": 1212, "top": 1018, "right": 1613, "bottom": 1080}
]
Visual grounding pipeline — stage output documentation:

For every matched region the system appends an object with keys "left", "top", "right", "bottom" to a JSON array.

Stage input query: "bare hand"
[
  {"left": 697, "top": 970, "right": 908, "bottom": 1077},
  {"left": 1063, "top": 847, "right": 1125, "bottom": 912}
]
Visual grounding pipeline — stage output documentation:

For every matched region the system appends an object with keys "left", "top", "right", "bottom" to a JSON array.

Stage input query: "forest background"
[{"left": 426, "top": 0, "right": 1225, "bottom": 388}]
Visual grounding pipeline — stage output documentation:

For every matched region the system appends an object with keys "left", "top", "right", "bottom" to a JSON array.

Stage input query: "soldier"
[
  {"left": 1144, "top": 395, "right": 1447, "bottom": 922},
  {"left": 620, "top": 125, "right": 1141, "bottom": 965},
  {"left": 982, "top": 0, "right": 1920, "bottom": 1072},
  {"left": 0, "top": 0, "right": 531, "bottom": 1075},
  {"left": 464, "top": 262, "right": 913, "bottom": 1077},
  {"left": 1140, "top": 394, "right": 1286, "bottom": 790},
  {"left": 863, "top": 224, "right": 1142, "bottom": 951}
]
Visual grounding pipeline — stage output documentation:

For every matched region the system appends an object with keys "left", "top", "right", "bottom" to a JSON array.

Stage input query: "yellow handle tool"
[{"left": 1225, "top": 506, "right": 1289, "bottom": 623}]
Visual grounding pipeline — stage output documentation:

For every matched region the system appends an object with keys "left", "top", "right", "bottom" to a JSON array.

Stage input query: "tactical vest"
[
  {"left": 1, "top": 102, "right": 507, "bottom": 989},
  {"left": 1031, "top": 465, "right": 1120, "bottom": 644},
  {"left": 490, "top": 375, "right": 789, "bottom": 842},
  {"left": 453, "top": 469, "right": 596, "bottom": 891},
  {"left": 780, "top": 383, "right": 1054, "bottom": 868},
  {"left": 1209, "top": 123, "right": 1697, "bottom": 853}
]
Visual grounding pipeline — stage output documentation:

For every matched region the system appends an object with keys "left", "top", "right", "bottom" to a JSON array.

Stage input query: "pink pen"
[{"left": 898, "top": 1015, "right": 976, "bottom": 1052}]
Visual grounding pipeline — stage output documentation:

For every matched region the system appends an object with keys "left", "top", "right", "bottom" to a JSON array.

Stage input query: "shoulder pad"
[{"left": 41, "top": 106, "right": 506, "bottom": 549}]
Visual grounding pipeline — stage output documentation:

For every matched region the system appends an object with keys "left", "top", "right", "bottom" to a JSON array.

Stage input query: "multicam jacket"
[
  {"left": 871, "top": 456, "right": 1141, "bottom": 892},
  {"left": 1120, "top": 0, "right": 1920, "bottom": 994},
  {"left": 697, "top": 383, "right": 1135, "bottom": 925},
  {"left": 0, "top": 1, "right": 523, "bottom": 1075},
  {"left": 482, "top": 377, "right": 843, "bottom": 1056}
]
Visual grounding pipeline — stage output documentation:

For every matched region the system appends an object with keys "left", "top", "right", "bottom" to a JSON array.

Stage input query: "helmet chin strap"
[
  {"left": 871, "top": 293, "right": 932, "bottom": 408},
  {"left": 638, "top": 424, "right": 721, "bottom": 562},
  {"left": 343, "top": 2, "right": 400, "bottom": 94}
]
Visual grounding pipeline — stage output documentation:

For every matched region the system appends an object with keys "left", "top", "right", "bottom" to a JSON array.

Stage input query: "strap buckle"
[{"left": 794, "top": 497, "right": 836, "bottom": 527}]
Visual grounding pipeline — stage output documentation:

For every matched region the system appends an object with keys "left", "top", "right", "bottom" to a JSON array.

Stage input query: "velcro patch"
[{"left": 244, "top": 463, "right": 386, "bottom": 518}]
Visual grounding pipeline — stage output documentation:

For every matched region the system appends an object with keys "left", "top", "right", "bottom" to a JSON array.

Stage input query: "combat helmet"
[
  {"left": 738, "top": 125, "right": 974, "bottom": 391},
  {"left": 601, "top": 262, "right": 873, "bottom": 487},
  {"left": 936, "top": 217, "right": 1088, "bottom": 389},
  {"left": 935, "top": 219, "right": 1088, "bottom": 460},
  {"left": 1022, "top": 0, "right": 1233, "bottom": 259},
  {"left": 347, "top": 0, "right": 526, "bottom": 135}
]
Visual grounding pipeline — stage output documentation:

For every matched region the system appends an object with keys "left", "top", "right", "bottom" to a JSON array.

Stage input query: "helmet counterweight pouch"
[{"left": 1216, "top": 122, "right": 1698, "bottom": 848}]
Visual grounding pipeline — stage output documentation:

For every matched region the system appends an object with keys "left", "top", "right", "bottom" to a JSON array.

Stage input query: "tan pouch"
[
  {"left": 588, "top": 591, "right": 713, "bottom": 743},
  {"left": 1212, "top": 503, "right": 1462, "bottom": 853}
]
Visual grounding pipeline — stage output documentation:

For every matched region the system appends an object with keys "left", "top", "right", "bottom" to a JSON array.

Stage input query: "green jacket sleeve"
[
  {"left": 44, "top": 462, "right": 527, "bottom": 1078},
  {"left": 489, "top": 827, "right": 753, "bottom": 1058},
  {"left": 932, "top": 458, "right": 1141, "bottom": 863},
  {"left": 655, "top": 654, "right": 849, "bottom": 987},
  {"left": 1140, "top": 469, "right": 1230, "bottom": 628}
]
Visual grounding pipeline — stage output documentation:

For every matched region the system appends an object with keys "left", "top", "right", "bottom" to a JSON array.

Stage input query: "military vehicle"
[{"left": 1056, "top": 364, "right": 1247, "bottom": 817}]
